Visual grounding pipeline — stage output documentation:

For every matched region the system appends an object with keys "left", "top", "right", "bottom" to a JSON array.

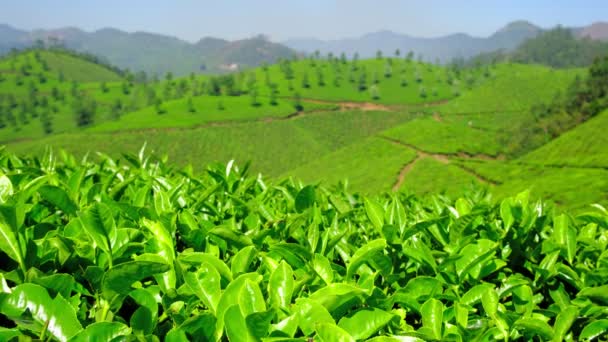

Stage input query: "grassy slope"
[
  {"left": 252, "top": 58, "right": 488, "bottom": 105},
  {"left": 1, "top": 52, "right": 603, "bottom": 210},
  {"left": 457, "top": 160, "right": 608, "bottom": 210},
  {"left": 6, "top": 110, "right": 414, "bottom": 177},
  {"left": 398, "top": 157, "right": 482, "bottom": 196},
  {"left": 520, "top": 109, "right": 608, "bottom": 168},
  {"left": 382, "top": 64, "right": 582, "bottom": 156},
  {"left": 286, "top": 136, "right": 417, "bottom": 193}
]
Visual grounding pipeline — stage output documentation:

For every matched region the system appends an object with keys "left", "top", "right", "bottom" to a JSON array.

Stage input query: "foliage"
[{"left": 0, "top": 150, "right": 606, "bottom": 341}]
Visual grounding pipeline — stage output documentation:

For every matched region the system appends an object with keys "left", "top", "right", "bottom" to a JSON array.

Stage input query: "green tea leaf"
[
  {"left": 553, "top": 306, "right": 578, "bottom": 342},
  {"left": 420, "top": 298, "right": 443, "bottom": 340},
  {"left": 347, "top": 239, "right": 386, "bottom": 278},
  {"left": 39, "top": 185, "right": 78, "bottom": 215},
  {"left": 338, "top": 308, "right": 395, "bottom": 340},
  {"left": 184, "top": 262, "right": 221, "bottom": 313},
  {"left": 0, "top": 283, "right": 83, "bottom": 341},
  {"left": 364, "top": 198, "right": 385, "bottom": 231},
  {"left": 580, "top": 319, "right": 608, "bottom": 341},
  {"left": 295, "top": 185, "right": 316, "bottom": 212},
  {"left": 69, "top": 322, "right": 131, "bottom": 342},
  {"left": 268, "top": 261, "right": 294, "bottom": 309},
  {"left": 316, "top": 323, "right": 355, "bottom": 342}
]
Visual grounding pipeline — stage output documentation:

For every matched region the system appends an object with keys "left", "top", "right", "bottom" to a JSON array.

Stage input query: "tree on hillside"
[
  {"left": 165, "top": 72, "right": 173, "bottom": 83},
  {"left": 384, "top": 62, "right": 393, "bottom": 78},
  {"left": 340, "top": 53, "right": 347, "bottom": 64},
  {"left": 269, "top": 87, "right": 278, "bottom": 106},
  {"left": 370, "top": 85, "right": 380, "bottom": 100},
  {"left": 400, "top": 76, "right": 409, "bottom": 87},
  {"left": 358, "top": 70, "right": 368, "bottom": 91},
  {"left": 250, "top": 88, "right": 260, "bottom": 107},
  {"left": 122, "top": 81, "right": 131, "bottom": 95},
  {"left": 316, "top": 68, "right": 325, "bottom": 86},
  {"left": 376, "top": 50, "right": 383, "bottom": 60},
  {"left": 40, "top": 109, "right": 53, "bottom": 134},
  {"left": 154, "top": 98, "right": 166, "bottom": 115},
  {"left": 301, "top": 72, "right": 311, "bottom": 88},
  {"left": 111, "top": 99, "right": 123, "bottom": 120},
  {"left": 406, "top": 51, "right": 414, "bottom": 61},
  {"left": 293, "top": 92, "right": 303, "bottom": 111},
  {"left": 187, "top": 97, "right": 196, "bottom": 113},
  {"left": 395, "top": 49, "right": 401, "bottom": 57},
  {"left": 74, "top": 96, "right": 97, "bottom": 127},
  {"left": 100, "top": 82, "right": 109, "bottom": 93}
]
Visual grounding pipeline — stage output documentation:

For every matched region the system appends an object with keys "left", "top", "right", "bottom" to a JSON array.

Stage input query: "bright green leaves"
[
  {"left": 364, "top": 197, "right": 385, "bottom": 231},
  {"left": 552, "top": 214, "right": 577, "bottom": 265},
  {"left": 420, "top": 298, "right": 444, "bottom": 341},
  {"left": 184, "top": 262, "right": 221, "bottom": 313},
  {"left": 38, "top": 185, "right": 78, "bottom": 215},
  {"left": 347, "top": 239, "right": 387, "bottom": 278},
  {"left": 79, "top": 202, "right": 117, "bottom": 263},
  {"left": 268, "top": 261, "right": 294, "bottom": 309},
  {"left": 70, "top": 322, "right": 131, "bottom": 342},
  {"left": 316, "top": 323, "right": 356, "bottom": 342},
  {"left": 102, "top": 261, "right": 170, "bottom": 300},
  {"left": 0, "top": 204, "right": 26, "bottom": 273},
  {"left": 0, "top": 154, "right": 606, "bottom": 342},
  {"left": 0, "top": 174, "right": 14, "bottom": 203},
  {"left": 0, "top": 283, "right": 83, "bottom": 341},
  {"left": 338, "top": 308, "right": 395, "bottom": 340},
  {"left": 553, "top": 306, "right": 578, "bottom": 342},
  {"left": 295, "top": 185, "right": 316, "bottom": 212}
]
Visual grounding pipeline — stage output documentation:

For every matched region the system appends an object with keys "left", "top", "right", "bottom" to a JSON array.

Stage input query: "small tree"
[
  {"left": 384, "top": 62, "right": 392, "bottom": 78},
  {"left": 400, "top": 76, "right": 408, "bottom": 87},
  {"left": 155, "top": 98, "right": 166, "bottom": 115},
  {"left": 269, "top": 88, "right": 278, "bottom": 106},
  {"left": 217, "top": 100, "right": 225, "bottom": 111},
  {"left": 187, "top": 97, "right": 196, "bottom": 113},
  {"left": 395, "top": 49, "right": 401, "bottom": 57},
  {"left": 358, "top": 71, "right": 367, "bottom": 91},
  {"left": 419, "top": 86, "right": 427, "bottom": 98},
  {"left": 250, "top": 88, "right": 260, "bottom": 107},
  {"left": 301, "top": 72, "right": 310, "bottom": 88},
  {"left": 370, "top": 85, "right": 380, "bottom": 100},
  {"left": 122, "top": 82, "right": 131, "bottom": 95},
  {"left": 100, "top": 82, "right": 109, "bottom": 93},
  {"left": 40, "top": 110, "right": 53, "bottom": 135},
  {"left": 340, "top": 52, "right": 347, "bottom": 64},
  {"left": 165, "top": 72, "right": 173, "bottom": 83},
  {"left": 316, "top": 68, "right": 325, "bottom": 86},
  {"left": 293, "top": 92, "right": 303, "bottom": 111},
  {"left": 111, "top": 99, "right": 123, "bottom": 120},
  {"left": 376, "top": 50, "right": 383, "bottom": 60}
]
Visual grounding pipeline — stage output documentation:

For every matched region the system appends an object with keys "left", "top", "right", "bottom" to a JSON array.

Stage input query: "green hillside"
[
  {"left": 0, "top": 49, "right": 605, "bottom": 211},
  {"left": 521, "top": 108, "right": 608, "bottom": 168}
]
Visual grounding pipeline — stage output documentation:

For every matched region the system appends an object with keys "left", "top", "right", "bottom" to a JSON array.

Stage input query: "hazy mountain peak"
[
  {"left": 578, "top": 22, "right": 608, "bottom": 41},
  {"left": 496, "top": 20, "right": 541, "bottom": 34}
]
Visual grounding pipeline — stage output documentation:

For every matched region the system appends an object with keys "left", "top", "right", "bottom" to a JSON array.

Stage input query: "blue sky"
[{"left": 1, "top": 0, "right": 606, "bottom": 41}]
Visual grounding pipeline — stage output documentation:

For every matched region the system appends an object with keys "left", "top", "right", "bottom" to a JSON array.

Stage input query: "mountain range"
[
  {"left": 0, "top": 25, "right": 296, "bottom": 76},
  {"left": 1, "top": 21, "right": 606, "bottom": 75},
  {"left": 283, "top": 21, "right": 608, "bottom": 61}
]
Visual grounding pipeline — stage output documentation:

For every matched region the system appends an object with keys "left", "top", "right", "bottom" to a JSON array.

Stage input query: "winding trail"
[{"left": 379, "top": 135, "right": 504, "bottom": 189}]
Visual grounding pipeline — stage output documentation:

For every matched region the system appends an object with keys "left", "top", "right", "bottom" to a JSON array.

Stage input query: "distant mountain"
[
  {"left": 576, "top": 22, "right": 608, "bottom": 41},
  {"left": 284, "top": 21, "right": 543, "bottom": 61},
  {"left": 0, "top": 25, "right": 297, "bottom": 76}
]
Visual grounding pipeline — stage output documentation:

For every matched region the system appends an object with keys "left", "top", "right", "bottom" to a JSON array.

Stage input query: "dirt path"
[
  {"left": 378, "top": 135, "right": 505, "bottom": 161},
  {"left": 301, "top": 98, "right": 394, "bottom": 112},
  {"left": 432, "top": 112, "right": 443, "bottom": 123},
  {"left": 393, "top": 155, "right": 421, "bottom": 191}
]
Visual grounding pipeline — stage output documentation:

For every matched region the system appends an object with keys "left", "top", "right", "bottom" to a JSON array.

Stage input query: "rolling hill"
[
  {"left": 0, "top": 48, "right": 605, "bottom": 211},
  {"left": 0, "top": 25, "right": 297, "bottom": 76}
]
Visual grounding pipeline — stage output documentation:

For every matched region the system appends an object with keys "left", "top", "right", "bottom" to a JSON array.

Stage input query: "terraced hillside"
[{"left": 1, "top": 49, "right": 605, "bottom": 210}]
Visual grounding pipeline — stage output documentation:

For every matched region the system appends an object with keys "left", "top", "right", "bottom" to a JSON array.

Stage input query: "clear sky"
[{"left": 1, "top": 0, "right": 606, "bottom": 42}]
